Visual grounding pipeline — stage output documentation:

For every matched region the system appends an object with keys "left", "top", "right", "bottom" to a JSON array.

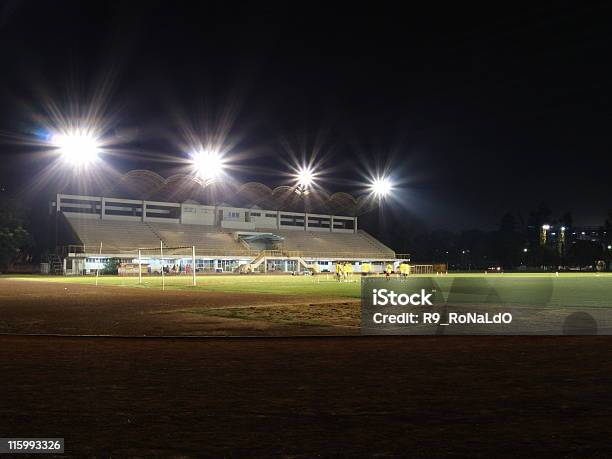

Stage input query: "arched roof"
[
  {"left": 104, "top": 169, "right": 165, "bottom": 199},
  {"left": 234, "top": 182, "right": 274, "bottom": 208},
  {"left": 106, "top": 170, "right": 377, "bottom": 215}
]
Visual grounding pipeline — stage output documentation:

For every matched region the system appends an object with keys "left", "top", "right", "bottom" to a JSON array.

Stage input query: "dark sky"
[{"left": 1, "top": 1, "right": 611, "bottom": 230}]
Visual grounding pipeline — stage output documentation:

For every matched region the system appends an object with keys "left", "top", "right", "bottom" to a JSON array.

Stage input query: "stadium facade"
[{"left": 50, "top": 170, "right": 407, "bottom": 275}]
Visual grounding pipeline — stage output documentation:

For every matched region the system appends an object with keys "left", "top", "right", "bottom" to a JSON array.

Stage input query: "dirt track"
[
  {"left": 0, "top": 279, "right": 358, "bottom": 336},
  {"left": 2, "top": 278, "right": 612, "bottom": 457},
  {"left": 2, "top": 335, "right": 611, "bottom": 457}
]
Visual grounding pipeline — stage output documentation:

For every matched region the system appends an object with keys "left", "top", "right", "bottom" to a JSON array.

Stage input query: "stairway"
[
  {"left": 238, "top": 249, "right": 314, "bottom": 273},
  {"left": 144, "top": 222, "right": 167, "bottom": 246},
  {"left": 47, "top": 253, "right": 63, "bottom": 274}
]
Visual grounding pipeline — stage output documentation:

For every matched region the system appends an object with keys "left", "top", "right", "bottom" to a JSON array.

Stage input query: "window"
[
  {"left": 146, "top": 204, "right": 180, "bottom": 219},
  {"left": 333, "top": 218, "right": 355, "bottom": 230},
  {"left": 280, "top": 214, "right": 305, "bottom": 227},
  {"left": 308, "top": 217, "right": 331, "bottom": 228},
  {"left": 265, "top": 213, "right": 276, "bottom": 218},
  {"left": 251, "top": 212, "right": 261, "bottom": 217},
  {"left": 227, "top": 211, "right": 240, "bottom": 219},
  {"left": 196, "top": 259, "right": 215, "bottom": 272},
  {"left": 219, "top": 259, "right": 238, "bottom": 271},
  {"left": 105, "top": 201, "right": 143, "bottom": 217}
]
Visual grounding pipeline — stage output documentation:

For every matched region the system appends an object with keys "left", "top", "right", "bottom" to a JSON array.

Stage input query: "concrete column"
[
  {"left": 215, "top": 207, "right": 221, "bottom": 226},
  {"left": 276, "top": 212, "right": 281, "bottom": 229},
  {"left": 142, "top": 201, "right": 146, "bottom": 222},
  {"left": 354, "top": 217, "right": 358, "bottom": 232},
  {"left": 101, "top": 198, "right": 106, "bottom": 220}
]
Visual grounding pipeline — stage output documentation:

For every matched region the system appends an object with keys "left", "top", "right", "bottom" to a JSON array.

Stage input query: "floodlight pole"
[
  {"left": 138, "top": 249, "right": 142, "bottom": 285},
  {"left": 96, "top": 242, "right": 102, "bottom": 286},
  {"left": 192, "top": 246, "right": 196, "bottom": 287},
  {"left": 160, "top": 240, "right": 165, "bottom": 291}
]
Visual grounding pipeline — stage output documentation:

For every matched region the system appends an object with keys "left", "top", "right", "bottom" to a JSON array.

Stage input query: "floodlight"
[
  {"left": 294, "top": 165, "right": 316, "bottom": 195},
  {"left": 523, "top": 248, "right": 528, "bottom": 252},
  {"left": 296, "top": 166, "right": 314, "bottom": 189},
  {"left": 191, "top": 149, "right": 225, "bottom": 181},
  {"left": 52, "top": 130, "right": 100, "bottom": 167},
  {"left": 370, "top": 176, "right": 392, "bottom": 198},
  {"left": 608, "top": 245, "right": 612, "bottom": 250},
  {"left": 542, "top": 224, "right": 551, "bottom": 230},
  {"left": 561, "top": 226, "right": 566, "bottom": 231}
]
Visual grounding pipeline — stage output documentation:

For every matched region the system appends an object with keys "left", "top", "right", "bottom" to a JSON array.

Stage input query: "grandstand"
[{"left": 51, "top": 171, "right": 407, "bottom": 274}]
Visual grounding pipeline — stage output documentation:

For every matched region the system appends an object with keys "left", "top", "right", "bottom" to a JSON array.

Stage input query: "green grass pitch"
[{"left": 5, "top": 272, "right": 612, "bottom": 307}]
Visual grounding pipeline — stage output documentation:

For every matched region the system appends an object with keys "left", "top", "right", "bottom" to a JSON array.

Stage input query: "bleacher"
[
  {"left": 63, "top": 214, "right": 394, "bottom": 259},
  {"left": 147, "top": 222, "right": 249, "bottom": 254},
  {"left": 64, "top": 215, "right": 161, "bottom": 252},
  {"left": 262, "top": 228, "right": 395, "bottom": 259}
]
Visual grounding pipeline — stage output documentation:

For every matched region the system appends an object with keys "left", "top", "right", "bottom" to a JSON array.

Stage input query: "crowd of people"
[{"left": 334, "top": 262, "right": 412, "bottom": 281}]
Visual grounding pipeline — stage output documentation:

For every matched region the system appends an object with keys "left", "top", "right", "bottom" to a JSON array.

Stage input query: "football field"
[
  {"left": 5, "top": 272, "right": 612, "bottom": 305},
  {"left": 2, "top": 274, "right": 612, "bottom": 456}
]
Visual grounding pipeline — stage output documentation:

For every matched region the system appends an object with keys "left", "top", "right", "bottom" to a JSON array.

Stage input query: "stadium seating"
[
  {"left": 263, "top": 228, "right": 395, "bottom": 258},
  {"left": 63, "top": 213, "right": 394, "bottom": 259},
  {"left": 147, "top": 222, "right": 248, "bottom": 254},
  {"left": 64, "top": 216, "right": 161, "bottom": 252}
]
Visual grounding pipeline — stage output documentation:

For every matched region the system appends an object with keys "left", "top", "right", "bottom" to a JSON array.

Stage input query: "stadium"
[
  {"left": 49, "top": 169, "right": 410, "bottom": 277},
  {"left": 3, "top": 4, "right": 612, "bottom": 457}
]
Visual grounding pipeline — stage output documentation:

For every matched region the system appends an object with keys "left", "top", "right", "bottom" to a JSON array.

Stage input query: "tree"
[
  {"left": 0, "top": 197, "right": 29, "bottom": 271},
  {"left": 567, "top": 241, "right": 603, "bottom": 268},
  {"left": 102, "top": 258, "right": 120, "bottom": 275},
  {"left": 492, "top": 213, "right": 525, "bottom": 269}
]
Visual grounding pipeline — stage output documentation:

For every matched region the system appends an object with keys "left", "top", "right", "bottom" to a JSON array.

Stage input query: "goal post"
[
  {"left": 409, "top": 264, "right": 435, "bottom": 275},
  {"left": 135, "top": 244, "right": 198, "bottom": 289}
]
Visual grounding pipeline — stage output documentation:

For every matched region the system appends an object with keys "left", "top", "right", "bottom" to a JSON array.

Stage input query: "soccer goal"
[
  {"left": 136, "top": 244, "right": 198, "bottom": 289},
  {"left": 409, "top": 264, "right": 435, "bottom": 275}
]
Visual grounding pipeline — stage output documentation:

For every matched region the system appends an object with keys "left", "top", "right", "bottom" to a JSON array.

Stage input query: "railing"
[
  {"left": 63, "top": 245, "right": 257, "bottom": 257},
  {"left": 63, "top": 245, "right": 399, "bottom": 260}
]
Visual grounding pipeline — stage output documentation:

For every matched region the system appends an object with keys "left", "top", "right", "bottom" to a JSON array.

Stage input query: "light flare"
[
  {"left": 52, "top": 129, "right": 101, "bottom": 168},
  {"left": 190, "top": 149, "right": 226, "bottom": 182},
  {"left": 370, "top": 176, "right": 393, "bottom": 198}
]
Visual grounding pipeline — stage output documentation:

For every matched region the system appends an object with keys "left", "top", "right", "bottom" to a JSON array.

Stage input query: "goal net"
[
  {"left": 409, "top": 264, "right": 435, "bottom": 275},
  {"left": 134, "top": 245, "right": 198, "bottom": 289}
]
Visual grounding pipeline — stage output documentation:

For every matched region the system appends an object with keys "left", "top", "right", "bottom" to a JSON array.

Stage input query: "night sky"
[{"left": 1, "top": 1, "right": 611, "bottom": 230}]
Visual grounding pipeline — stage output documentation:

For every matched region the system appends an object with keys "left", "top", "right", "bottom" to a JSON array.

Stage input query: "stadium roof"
[{"left": 102, "top": 169, "right": 378, "bottom": 216}]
